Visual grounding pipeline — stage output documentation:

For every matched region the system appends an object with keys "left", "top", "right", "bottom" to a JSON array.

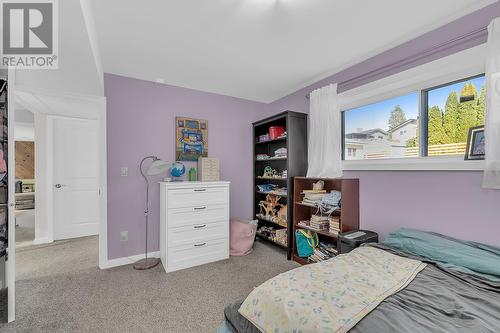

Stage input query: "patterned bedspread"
[{"left": 238, "top": 246, "right": 426, "bottom": 333}]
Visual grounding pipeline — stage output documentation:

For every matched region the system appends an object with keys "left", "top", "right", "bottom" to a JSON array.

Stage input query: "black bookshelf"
[{"left": 253, "top": 111, "right": 308, "bottom": 259}]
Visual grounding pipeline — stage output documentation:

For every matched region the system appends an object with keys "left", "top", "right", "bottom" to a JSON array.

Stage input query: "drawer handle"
[
  {"left": 194, "top": 224, "right": 206, "bottom": 229},
  {"left": 194, "top": 206, "right": 207, "bottom": 210},
  {"left": 194, "top": 189, "right": 206, "bottom": 192},
  {"left": 194, "top": 242, "right": 206, "bottom": 247}
]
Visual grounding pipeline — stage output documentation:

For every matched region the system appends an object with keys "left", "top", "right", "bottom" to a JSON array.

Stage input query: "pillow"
[{"left": 384, "top": 228, "right": 500, "bottom": 281}]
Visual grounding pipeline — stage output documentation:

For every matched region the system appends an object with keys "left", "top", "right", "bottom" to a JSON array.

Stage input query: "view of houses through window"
[{"left": 343, "top": 75, "right": 485, "bottom": 160}]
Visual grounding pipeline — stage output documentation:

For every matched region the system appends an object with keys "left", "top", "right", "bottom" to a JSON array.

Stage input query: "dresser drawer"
[
  {"left": 167, "top": 204, "right": 227, "bottom": 229},
  {"left": 166, "top": 238, "right": 228, "bottom": 272},
  {"left": 167, "top": 187, "right": 227, "bottom": 209},
  {"left": 167, "top": 221, "right": 227, "bottom": 248}
]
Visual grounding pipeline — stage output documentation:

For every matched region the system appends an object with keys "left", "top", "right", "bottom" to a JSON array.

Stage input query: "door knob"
[{"left": 54, "top": 184, "right": 66, "bottom": 188}]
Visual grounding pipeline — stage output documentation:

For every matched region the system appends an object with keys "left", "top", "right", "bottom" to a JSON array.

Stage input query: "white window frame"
[{"left": 339, "top": 44, "right": 487, "bottom": 171}]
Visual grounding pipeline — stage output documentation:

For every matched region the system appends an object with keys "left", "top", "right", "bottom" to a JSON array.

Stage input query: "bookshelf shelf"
[
  {"left": 255, "top": 136, "right": 287, "bottom": 145},
  {"left": 296, "top": 224, "right": 339, "bottom": 238},
  {"left": 292, "top": 177, "right": 359, "bottom": 265},
  {"left": 256, "top": 215, "right": 287, "bottom": 228},
  {"left": 253, "top": 111, "right": 308, "bottom": 259},
  {"left": 256, "top": 191, "right": 288, "bottom": 197},
  {"left": 255, "top": 157, "right": 287, "bottom": 162},
  {"left": 256, "top": 232, "right": 288, "bottom": 249}
]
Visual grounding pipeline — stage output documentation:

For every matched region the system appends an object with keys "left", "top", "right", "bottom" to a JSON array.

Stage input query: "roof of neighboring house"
[
  {"left": 388, "top": 119, "right": 417, "bottom": 133},
  {"left": 346, "top": 128, "right": 388, "bottom": 137}
]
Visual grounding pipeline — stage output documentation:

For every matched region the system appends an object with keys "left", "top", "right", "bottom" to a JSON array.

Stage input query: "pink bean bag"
[{"left": 230, "top": 219, "right": 257, "bottom": 256}]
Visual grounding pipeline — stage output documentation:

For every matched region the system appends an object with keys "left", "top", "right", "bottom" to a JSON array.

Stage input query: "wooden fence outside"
[{"left": 363, "top": 142, "right": 467, "bottom": 159}]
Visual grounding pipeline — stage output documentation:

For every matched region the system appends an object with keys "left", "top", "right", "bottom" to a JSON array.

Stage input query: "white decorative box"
[{"left": 198, "top": 157, "right": 220, "bottom": 181}]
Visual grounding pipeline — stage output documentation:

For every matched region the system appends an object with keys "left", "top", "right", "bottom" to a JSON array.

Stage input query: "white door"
[{"left": 52, "top": 117, "right": 99, "bottom": 240}]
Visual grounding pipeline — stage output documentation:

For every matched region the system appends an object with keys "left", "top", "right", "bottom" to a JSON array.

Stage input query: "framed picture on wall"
[
  {"left": 464, "top": 126, "right": 485, "bottom": 160},
  {"left": 175, "top": 117, "right": 208, "bottom": 161}
]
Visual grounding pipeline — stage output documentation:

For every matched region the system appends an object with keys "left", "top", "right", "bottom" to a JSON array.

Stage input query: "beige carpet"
[
  {"left": 15, "top": 226, "right": 35, "bottom": 248},
  {"left": 0, "top": 236, "right": 298, "bottom": 333}
]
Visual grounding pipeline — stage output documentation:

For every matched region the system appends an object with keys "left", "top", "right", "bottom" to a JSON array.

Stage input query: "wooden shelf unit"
[
  {"left": 292, "top": 177, "right": 359, "bottom": 265},
  {"left": 253, "top": 111, "right": 308, "bottom": 259}
]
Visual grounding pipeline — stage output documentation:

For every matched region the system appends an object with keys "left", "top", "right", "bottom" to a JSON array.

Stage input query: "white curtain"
[
  {"left": 483, "top": 18, "right": 500, "bottom": 189},
  {"left": 307, "top": 84, "right": 342, "bottom": 178}
]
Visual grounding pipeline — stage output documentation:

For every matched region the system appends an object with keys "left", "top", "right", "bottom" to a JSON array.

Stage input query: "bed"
[{"left": 219, "top": 229, "right": 500, "bottom": 333}]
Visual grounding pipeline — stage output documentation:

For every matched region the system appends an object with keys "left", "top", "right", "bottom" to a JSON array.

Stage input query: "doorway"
[
  {"left": 13, "top": 94, "right": 105, "bottom": 245},
  {"left": 14, "top": 108, "right": 35, "bottom": 248},
  {"left": 6, "top": 85, "right": 107, "bottom": 323}
]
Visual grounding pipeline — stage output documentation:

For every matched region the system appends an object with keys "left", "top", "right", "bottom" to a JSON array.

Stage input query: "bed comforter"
[{"left": 223, "top": 244, "right": 500, "bottom": 333}]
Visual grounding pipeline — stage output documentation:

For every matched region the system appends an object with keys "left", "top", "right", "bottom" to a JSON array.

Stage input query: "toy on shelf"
[
  {"left": 263, "top": 166, "right": 277, "bottom": 178},
  {"left": 258, "top": 167, "right": 287, "bottom": 179},
  {"left": 257, "top": 226, "right": 287, "bottom": 247},
  {"left": 258, "top": 194, "right": 287, "bottom": 227},
  {"left": 276, "top": 204, "right": 288, "bottom": 226},
  {"left": 312, "top": 180, "right": 324, "bottom": 191},
  {"left": 258, "top": 134, "right": 269, "bottom": 143}
]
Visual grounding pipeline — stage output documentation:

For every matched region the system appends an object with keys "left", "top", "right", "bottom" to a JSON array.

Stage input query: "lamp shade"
[{"left": 146, "top": 159, "right": 170, "bottom": 176}]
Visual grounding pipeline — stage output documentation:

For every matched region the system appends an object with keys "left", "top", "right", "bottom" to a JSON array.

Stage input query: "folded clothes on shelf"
[
  {"left": 256, "top": 154, "right": 270, "bottom": 160},
  {"left": 273, "top": 147, "right": 287, "bottom": 158},
  {"left": 256, "top": 184, "right": 287, "bottom": 196}
]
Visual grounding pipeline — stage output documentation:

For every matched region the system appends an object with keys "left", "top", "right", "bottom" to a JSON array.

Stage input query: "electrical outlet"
[
  {"left": 120, "top": 167, "right": 128, "bottom": 177},
  {"left": 120, "top": 231, "right": 128, "bottom": 241}
]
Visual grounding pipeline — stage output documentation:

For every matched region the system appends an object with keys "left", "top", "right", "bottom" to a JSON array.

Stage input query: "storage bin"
[
  {"left": 338, "top": 230, "right": 378, "bottom": 253},
  {"left": 269, "top": 126, "right": 285, "bottom": 139}
]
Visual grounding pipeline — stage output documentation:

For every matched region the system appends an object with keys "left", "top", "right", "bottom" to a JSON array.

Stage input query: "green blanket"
[{"left": 384, "top": 228, "right": 500, "bottom": 281}]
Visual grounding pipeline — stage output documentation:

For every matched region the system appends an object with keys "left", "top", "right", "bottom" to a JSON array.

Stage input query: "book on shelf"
[
  {"left": 328, "top": 216, "right": 340, "bottom": 234},
  {"left": 300, "top": 191, "right": 327, "bottom": 207},
  {"left": 309, "top": 215, "right": 329, "bottom": 231},
  {"left": 308, "top": 242, "right": 338, "bottom": 263},
  {"left": 302, "top": 193, "right": 325, "bottom": 200}
]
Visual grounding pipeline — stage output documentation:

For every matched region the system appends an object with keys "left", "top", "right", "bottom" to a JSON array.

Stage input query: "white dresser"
[{"left": 160, "top": 181, "right": 230, "bottom": 273}]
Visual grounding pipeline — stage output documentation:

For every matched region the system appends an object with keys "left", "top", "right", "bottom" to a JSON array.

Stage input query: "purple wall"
[
  {"left": 345, "top": 171, "right": 500, "bottom": 246},
  {"left": 267, "top": 2, "right": 500, "bottom": 246},
  {"left": 105, "top": 74, "right": 270, "bottom": 260}
]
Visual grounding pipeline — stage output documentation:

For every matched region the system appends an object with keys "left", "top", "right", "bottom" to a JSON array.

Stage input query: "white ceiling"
[
  {"left": 16, "top": 0, "right": 103, "bottom": 96},
  {"left": 15, "top": 108, "right": 34, "bottom": 123},
  {"left": 91, "top": 0, "right": 495, "bottom": 103}
]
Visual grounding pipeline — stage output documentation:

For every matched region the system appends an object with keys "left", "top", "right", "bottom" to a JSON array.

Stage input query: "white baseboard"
[
  {"left": 33, "top": 237, "right": 53, "bottom": 245},
  {"left": 99, "top": 251, "right": 160, "bottom": 269}
]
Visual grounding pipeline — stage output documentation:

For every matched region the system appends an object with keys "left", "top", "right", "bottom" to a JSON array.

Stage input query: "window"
[
  {"left": 425, "top": 75, "right": 485, "bottom": 156},
  {"left": 343, "top": 92, "right": 419, "bottom": 160},
  {"left": 342, "top": 74, "right": 485, "bottom": 160},
  {"left": 347, "top": 148, "right": 356, "bottom": 157}
]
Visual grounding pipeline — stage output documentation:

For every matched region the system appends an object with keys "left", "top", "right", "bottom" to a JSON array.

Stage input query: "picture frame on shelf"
[{"left": 464, "top": 126, "right": 485, "bottom": 160}]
